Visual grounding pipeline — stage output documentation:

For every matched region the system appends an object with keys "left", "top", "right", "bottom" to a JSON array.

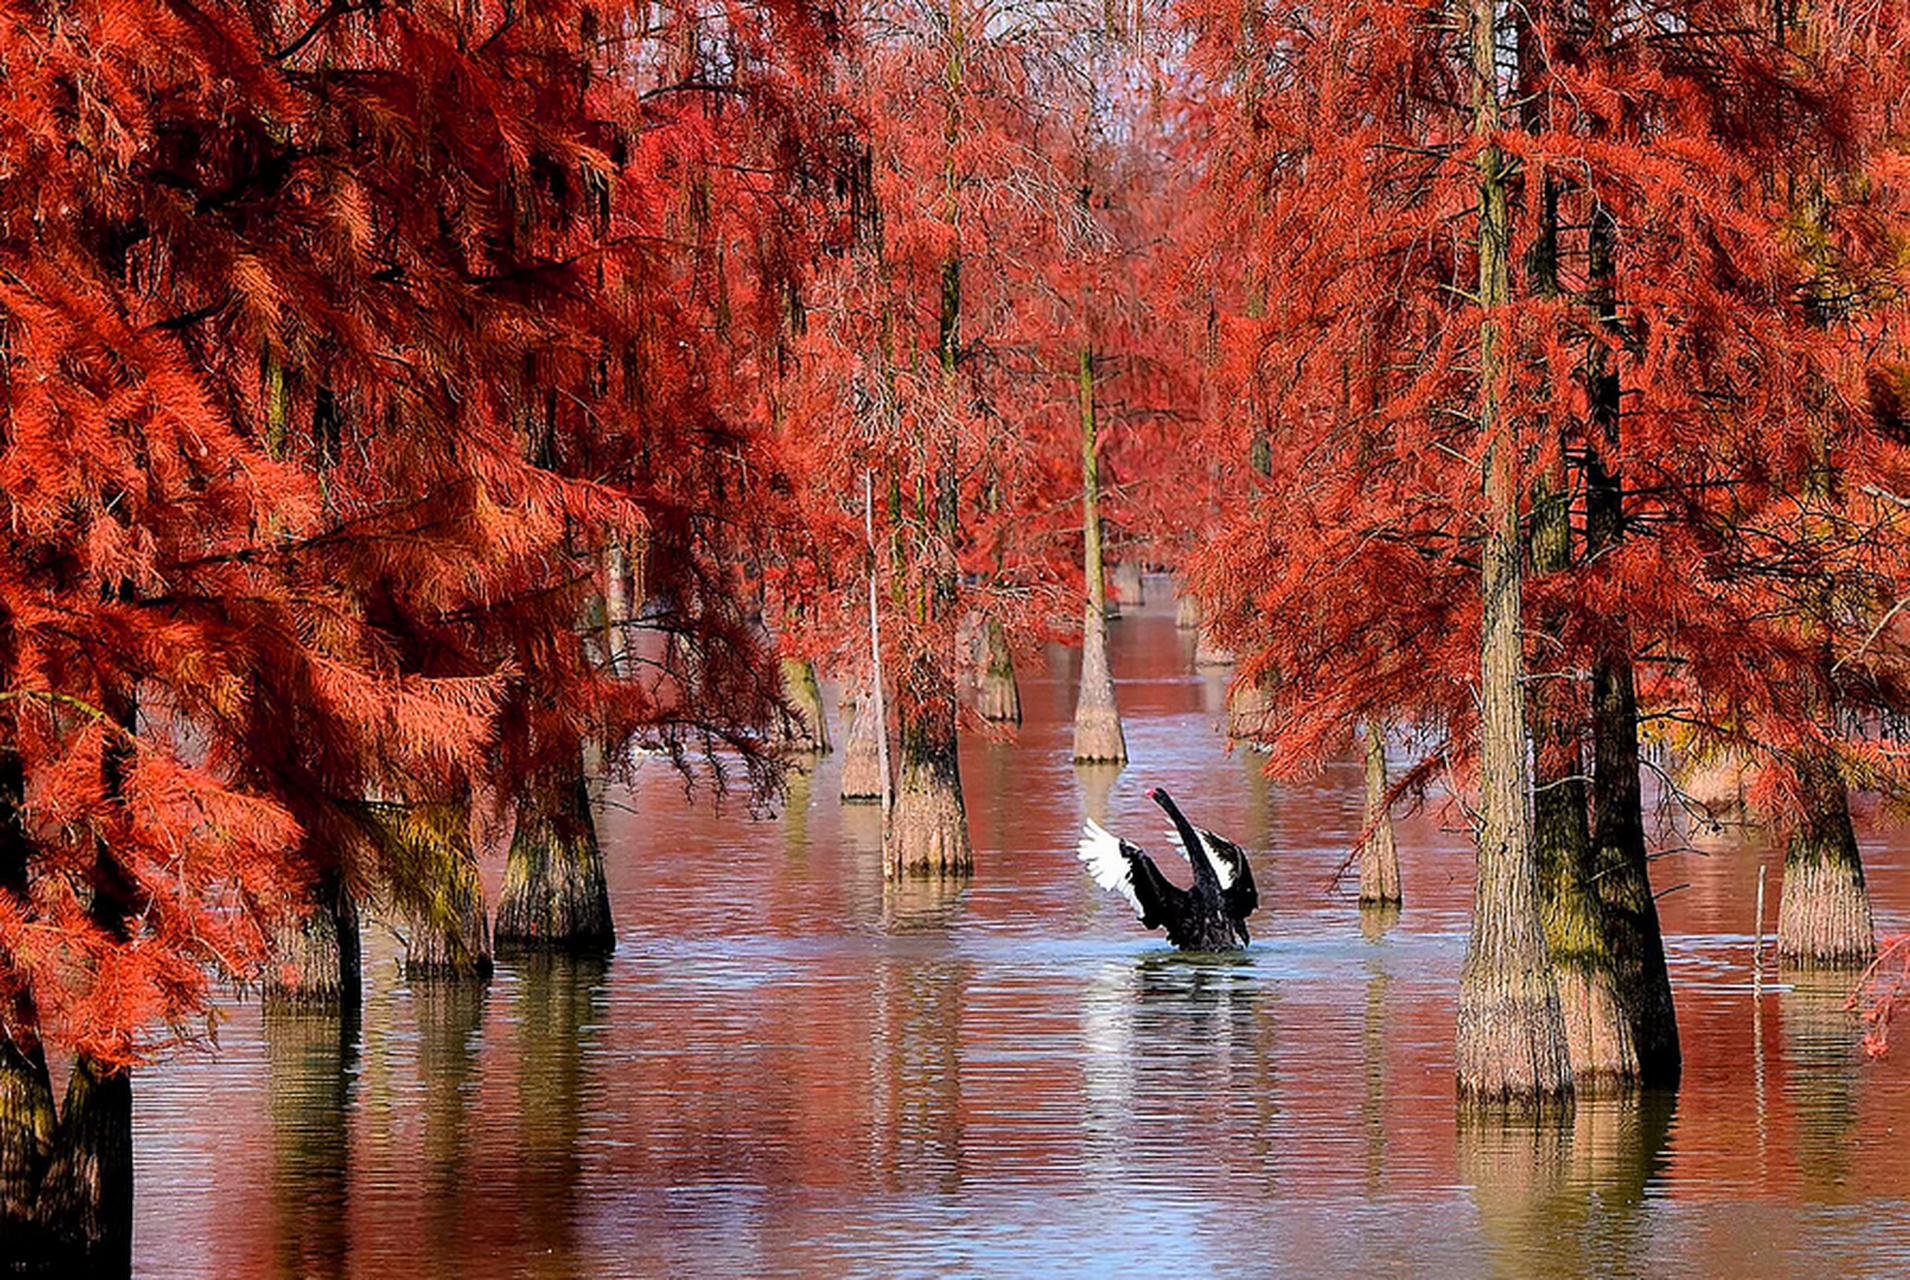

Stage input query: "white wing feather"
[
  {"left": 1197, "top": 831, "right": 1238, "bottom": 889},
  {"left": 1077, "top": 819, "right": 1145, "bottom": 920}
]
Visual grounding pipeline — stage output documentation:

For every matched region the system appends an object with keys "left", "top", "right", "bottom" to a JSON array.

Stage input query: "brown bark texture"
[
  {"left": 839, "top": 691, "right": 886, "bottom": 802},
  {"left": 263, "top": 875, "right": 362, "bottom": 1011},
  {"left": 884, "top": 659, "right": 972, "bottom": 877},
  {"left": 496, "top": 772, "right": 616, "bottom": 956},
  {"left": 1776, "top": 748, "right": 1876, "bottom": 967},
  {"left": 34, "top": 1057, "right": 132, "bottom": 1279},
  {"left": 976, "top": 617, "right": 1022, "bottom": 725},
  {"left": 1358, "top": 724, "right": 1402, "bottom": 905}
]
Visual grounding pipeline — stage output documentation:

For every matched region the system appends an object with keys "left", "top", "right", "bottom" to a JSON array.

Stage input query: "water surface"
[{"left": 135, "top": 586, "right": 1910, "bottom": 1277}]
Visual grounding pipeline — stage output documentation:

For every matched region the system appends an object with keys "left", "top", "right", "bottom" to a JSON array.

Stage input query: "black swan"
[{"left": 1076, "top": 787, "right": 1258, "bottom": 951}]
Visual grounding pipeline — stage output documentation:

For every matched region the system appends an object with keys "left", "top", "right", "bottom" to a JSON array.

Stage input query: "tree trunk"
[
  {"left": 1175, "top": 589, "right": 1201, "bottom": 631},
  {"left": 884, "top": 657, "right": 972, "bottom": 877},
  {"left": 1110, "top": 560, "right": 1145, "bottom": 610},
  {"left": 1455, "top": 0, "right": 1572, "bottom": 1107},
  {"left": 1073, "top": 346, "right": 1127, "bottom": 763},
  {"left": 1580, "top": 204, "right": 1681, "bottom": 1089},
  {"left": 779, "top": 657, "right": 833, "bottom": 753},
  {"left": 1777, "top": 747, "right": 1876, "bottom": 966},
  {"left": 0, "top": 1034, "right": 53, "bottom": 1272},
  {"left": 1194, "top": 626, "right": 1235, "bottom": 668},
  {"left": 496, "top": 770, "right": 616, "bottom": 956},
  {"left": 1226, "top": 676, "right": 1275, "bottom": 741},
  {"left": 976, "top": 617, "right": 1022, "bottom": 725},
  {"left": 1587, "top": 656, "right": 1682, "bottom": 1086},
  {"left": 1358, "top": 724, "right": 1402, "bottom": 906},
  {"left": 402, "top": 799, "right": 495, "bottom": 982},
  {"left": 263, "top": 874, "right": 362, "bottom": 1012},
  {"left": 35, "top": 1057, "right": 131, "bottom": 1280},
  {"left": 840, "top": 689, "right": 886, "bottom": 803}
]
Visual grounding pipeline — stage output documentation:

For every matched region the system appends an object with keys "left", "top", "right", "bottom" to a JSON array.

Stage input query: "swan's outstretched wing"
[
  {"left": 1194, "top": 826, "right": 1258, "bottom": 921},
  {"left": 1078, "top": 819, "right": 1188, "bottom": 932}
]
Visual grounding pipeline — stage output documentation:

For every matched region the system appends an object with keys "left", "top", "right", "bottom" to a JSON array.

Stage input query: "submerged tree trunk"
[
  {"left": 1073, "top": 347, "right": 1127, "bottom": 764},
  {"left": 263, "top": 874, "right": 362, "bottom": 1012},
  {"left": 0, "top": 744, "right": 52, "bottom": 1268},
  {"left": 496, "top": 770, "right": 615, "bottom": 956},
  {"left": 1175, "top": 589, "right": 1201, "bottom": 631},
  {"left": 976, "top": 617, "right": 1022, "bottom": 725},
  {"left": 885, "top": 657, "right": 972, "bottom": 877},
  {"left": 780, "top": 657, "right": 833, "bottom": 753},
  {"left": 35, "top": 1057, "right": 131, "bottom": 1279},
  {"left": 1455, "top": 0, "right": 1572, "bottom": 1107},
  {"left": 1777, "top": 747, "right": 1876, "bottom": 966},
  {"left": 402, "top": 798, "right": 495, "bottom": 982},
  {"left": 1226, "top": 676, "right": 1275, "bottom": 741},
  {"left": 1587, "top": 655, "right": 1682, "bottom": 1087},
  {"left": 840, "top": 689, "right": 886, "bottom": 803},
  {"left": 1579, "top": 204, "right": 1680, "bottom": 1090},
  {"left": 1530, "top": 412, "right": 1639, "bottom": 1093},
  {"left": 1110, "top": 560, "right": 1145, "bottom": 610},
  {"left": 0, "top": 1033, "right": 53, "bottom": 1270},
  {"left": 1358, "top": 724, "right": 1402, "bottom": 906},
  {"left": 1194, "top": 626, "right": 1235, "bottom": 668}
]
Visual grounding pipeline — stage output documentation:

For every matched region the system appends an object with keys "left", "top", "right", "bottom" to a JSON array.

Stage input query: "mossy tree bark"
[
  {"left": 1455, "top": 0, "right": 1572, "bottom": 1107},
  {"left": 1776, "top": 746, "right": 1876, "bottom": 966},
  {"left": 402, "top": 796, "right": 495, "bottom": 982},
  {"left": 780, "top": 657, "right": 834, "bottom": 753},
  {"left": 1532, "top": 450, "right": 1637, "bottom": 1092},
  {"left": 496, "top": 769, "right": 615, "bottom": 956},
  {"left": 1358, "top": 723, "right": 1402, "bottom": 906},
  {"left": 1073, "top": 347, "right": 1127, "bottom": 764},
  {"left": 976, "top": 617, "right": 1022, "bottom": 725}
]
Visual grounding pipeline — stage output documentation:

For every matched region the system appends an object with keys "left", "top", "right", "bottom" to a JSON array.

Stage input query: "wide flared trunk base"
[
  {"left": 1456, "top": 969, "right": 1575, "bottom": 1109},
  {"left": 884, "top": 763, "right": 972, "bottom": 878},
  {"left": 496, "top": 782, "right": 615, "bottom": 957},
  {"left": 263, "top": 882, "right": 362, "bottom": 1011},
  {"left": 1072, "top": 705, "right": 1128, "bottom": 764},
  {"left": 0, "top": 1040, "right": 53, "bottom": 1268},
  {"left": 1226, "top": 680, "right": 1273, "bottom": 740},
  {"left": 1551, "top": 963, "right": 1641, "bottom": 1098},
  {"left": 1194, "top": 627, "right": 1234, "bottom": 668},
  {"left": 404, "top": 866, "right": 495, "bottom": 983},
  {"left": 35, "top": 1058, "right": 131, "bottom": 1280},
  {"left": 839, "top": 695, "right": 885, "bottom": 803},
  {"left": 1778, "top": 848, "right": 1876, "bottom": 967}
]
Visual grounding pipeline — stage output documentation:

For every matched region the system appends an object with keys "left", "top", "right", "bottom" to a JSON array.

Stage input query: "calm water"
[{"left": 135, "top": 584, "right": 1910, "bottom": 1278}]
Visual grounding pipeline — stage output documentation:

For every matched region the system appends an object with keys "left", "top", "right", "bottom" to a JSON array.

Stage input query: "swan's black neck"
[{"left": 1149, "top": 787, "right": 1216, "bottom": 887}]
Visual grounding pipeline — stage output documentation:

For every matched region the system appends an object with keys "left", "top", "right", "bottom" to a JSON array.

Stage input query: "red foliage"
[
  {"left": 0, "top": 0, "right": 838, "bottom": 1062},
  {"left": 1179, "top": 0, "right": 1910, "bottom": 806}
]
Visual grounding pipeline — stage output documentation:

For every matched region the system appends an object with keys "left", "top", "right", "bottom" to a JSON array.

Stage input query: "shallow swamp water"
[{"left": 135, "top": 585, "right": 1910, "bottom": 1278}]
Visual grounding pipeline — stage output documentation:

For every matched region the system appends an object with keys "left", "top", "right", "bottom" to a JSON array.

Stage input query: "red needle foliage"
[
  {"left": 0, "top": 0, "right": 839, "bottom": 1064},
  {"left": 1180, "top": 0, "right": 1910, "bottom": 792}
]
